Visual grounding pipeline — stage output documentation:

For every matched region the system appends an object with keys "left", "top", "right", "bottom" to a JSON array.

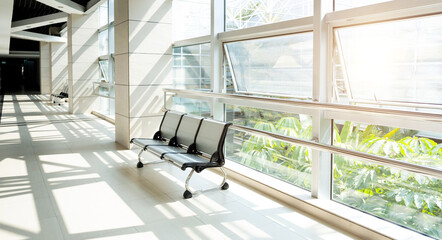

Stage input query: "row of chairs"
[
  {"left": 52, "top": 85, "right": 68, "bottom": 105},
  {"left": 130, "top": 111, "right": 232, "bottom": 199}
]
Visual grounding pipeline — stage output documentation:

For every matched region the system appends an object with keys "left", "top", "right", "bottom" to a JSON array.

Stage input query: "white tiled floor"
[{"left": 0, "top": 95, "right": 354, "bottom": 240}]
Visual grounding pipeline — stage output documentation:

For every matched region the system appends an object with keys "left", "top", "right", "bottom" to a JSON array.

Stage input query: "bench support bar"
[
  {"left": 184, "top": 167, "right": 228, "bottom": 198},
  {"left": 137, "top": 149, "right": 165, "bottom": 167}
]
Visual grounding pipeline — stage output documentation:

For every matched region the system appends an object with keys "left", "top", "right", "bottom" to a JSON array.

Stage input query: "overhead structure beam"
[
  {"left": 11, "top": 31, "right": 67, "bottom": 43},
  {"left": 11, "top": 12, "right": 68, "bottom": 33},
  {"left": 36, "top": 0, "right": 85, "bottom": 14},
  {"left": 0, "top": 0, "right": 14, "bottom": 54}
]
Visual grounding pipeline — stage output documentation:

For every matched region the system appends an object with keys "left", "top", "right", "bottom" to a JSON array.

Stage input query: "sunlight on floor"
[
  {"left": 0, "top": 95, "right": 354, "bottom": 240},
  {"left": 53, "top": 181, "right": 143, "bottom": 234}
]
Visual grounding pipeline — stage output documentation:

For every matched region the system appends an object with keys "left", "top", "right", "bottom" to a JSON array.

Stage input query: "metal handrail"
[
  {"left": 230, "top": 124, "right": 442, "bottom": 179},
  {"left": 164, "top": 88, "right": 442, "bottom": 122}
]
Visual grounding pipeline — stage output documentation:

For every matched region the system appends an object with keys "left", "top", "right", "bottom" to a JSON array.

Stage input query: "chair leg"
[
  {"left": 137, "top": 149, "right": 144, "bottom": 168},
  {"left": 183, "top": 167, "right": 228, "bottom": 199}
]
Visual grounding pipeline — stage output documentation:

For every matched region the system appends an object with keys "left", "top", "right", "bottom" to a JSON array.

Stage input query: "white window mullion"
[
  {"left": 211, "top": 0, "right": 225, "bottom": 120},
  {"left": 311, "top": 0, "right": 334, "bottom": 199}
]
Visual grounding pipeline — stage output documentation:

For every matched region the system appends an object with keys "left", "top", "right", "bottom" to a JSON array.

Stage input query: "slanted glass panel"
[
  {"left": 225, "top": 0, "right": 313, "bottom": 31},
  {"left": 173, "top": 43, "right": 211, "bottom": 90},
  {"left": 334, "top": 15, "right": 442, "bottom": 106},
  {"left": 334, "top": 0, "right": 392, "bottom": 11},
  {"left": 99, "top": 60, "right": 109, "bottom": 82},
  {"left": 225, "top": 33, "right": 313, "bottom": 98},
  {"left": 225, "top": 105, "right": 313, "bottom": 190},
  {"left": 98, "top": 29, "right": 108, "bottom": 56},
  {"left": 173, "top": 0, "right": 210, "bottom": 41},
  {"left": 333, "top": 120, "right": 442, "bottom": 238}
]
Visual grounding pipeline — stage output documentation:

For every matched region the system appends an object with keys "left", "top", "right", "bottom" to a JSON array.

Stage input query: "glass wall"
[
  {"left": 225, "top": 0, "right": 313, "bottom": 31},
  {"left": 333, "top": 120, "right": 442, "bottom": 237},
  {"left": 95, "top": 0, "right": 115, "bottom": 118},
  {"left": 173, "top": 0, "right": 210, "bottom": 41},
  {"left": 225, "top": 33, "right": 313, "bottom": 98},
  {"left": 168, "top": 1, "right": 442, "bottom": 238},
  {"left": 225, "top": 105, "right": 313, "bottom": 190},
  {"left": 333, "top": 15, "right": 442, "bottom": 109},
  {"left": 173, "top": 43, "right": 211, "bottom": 90}
]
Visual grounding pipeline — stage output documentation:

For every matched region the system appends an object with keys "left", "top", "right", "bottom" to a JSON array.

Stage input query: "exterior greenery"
[
  {"left": 227, "top": 107, "right": 442, "bottom": 238},
  {"left": 225, "top": 106, "right": 312, "bottom": 189},
  {"left": 333, "top": 121, "right": 442, "bottom": 239}
]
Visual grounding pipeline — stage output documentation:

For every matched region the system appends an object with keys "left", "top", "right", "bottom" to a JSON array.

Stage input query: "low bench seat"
[
  {"left": 147, "top": 145, "right": 187, "bottom": 157},
  {"left": 130, "top": 111, "right": 184, "bottom": 167},
  {"left": 131, "top": 138, "right": 166, "bottom": 149},
  {"left": 130, "top": 112, "right": 231, "bottom": 199},
  {"left": 162, "top": 153, "right": 219, "bottom": 171}
]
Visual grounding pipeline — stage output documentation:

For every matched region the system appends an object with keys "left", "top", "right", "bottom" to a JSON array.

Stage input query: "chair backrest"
[
  {"left": 176, "top": 115, "right": 203, "bottom": 147},
  {"left": 159, "top": 111, "right": 184, "bottom": 140},
  {"left": 195, "top": 119, "right": 231, "bottom": 155}
]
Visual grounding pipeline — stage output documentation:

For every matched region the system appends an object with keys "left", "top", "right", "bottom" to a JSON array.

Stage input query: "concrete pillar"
[
  {"left": 67, "top": 10, "right": 100, "bottom": 114},
  {"left": 40, "top": 42, "right": 51, "bottom": 94},
  {"left": 50, "top": 29, "right": 68, "bottom": 96},
  {"left": 114, "top": 0, "right": 173, "bottom": 148}
]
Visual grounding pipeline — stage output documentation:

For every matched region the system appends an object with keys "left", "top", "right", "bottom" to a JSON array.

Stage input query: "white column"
[
  {"left": 50, "top": 29, "right": 68, "bottom": 97},
  {"left": 311, "top": 0, "right": 334, "bottom": 199},
  {"left": 40, "top": 42, "right": 51, "bottom": 94},
  {"left": 114, "top": 0, "right": 172, "bottom": 148},
  {"left": 67, "top": 11, "right": 100, "bottom": 114}
]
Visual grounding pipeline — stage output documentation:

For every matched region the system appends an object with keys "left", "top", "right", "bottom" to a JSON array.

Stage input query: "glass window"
[
  {"left": 225, "top": 33, "right": 313, "bottom": 98},
  {"left": 98, "top": 29, "right": 109, "bottom": 56},
  {"left": 173, "top": 0, "right": 210, "bottom": 41},
  {"left": 334, "top": 15, "right": 442, "bottom": 107},
  {"left": 99, "top": 1, "right": 108, "bottom": 28},
  {"left": 225, "top": 105, "right": 313, "bottom": 190},
  {"left": 173, "top": 43, "right": 211, "bottom": 90},
  {"left": 170, "top": 97, "right": 211, "bottom": 117},
  {"left": 108, "top": 0, "right": 114, "bottom": 23},
  {"left": 225, "top": 0, "right": 313, "bottom": 31},
  {"left": 99, "top": 60, "right": 109, "bottom": 82},
  {"left": 333, "top": 120, "right": 442, "bottom": 238},
  {"left": 334, "top": 0, "right": 392, "bottom": 11}
]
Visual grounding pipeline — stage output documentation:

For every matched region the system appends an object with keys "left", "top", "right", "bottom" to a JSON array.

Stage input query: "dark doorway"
[{"left": 0, "top": 58, "right": 40, "bottom": 94}]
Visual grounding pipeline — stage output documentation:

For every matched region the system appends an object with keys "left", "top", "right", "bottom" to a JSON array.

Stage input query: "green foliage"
[
  {"left": 235, "top": 113, "right": 441, "bottom": 238},
  {"left": 333, "top": 121, "right": 442, "bottom": 238}
]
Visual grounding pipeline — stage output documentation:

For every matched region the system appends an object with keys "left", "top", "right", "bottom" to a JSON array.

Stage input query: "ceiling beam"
[
  {"left": 85, "top": 0, "right": 107, "bottom": 15},
  {"left": 11, "top": 31, "right": 67, "bottom": 43},
  {"left": 0, "top": 0, "right": 14, "bottom": 54},
  {"left": 36, "top": 0, "right": 85, "bottom": 15},
  {"left": 11, "top": 12, "right": 68, "bottom": 33}
]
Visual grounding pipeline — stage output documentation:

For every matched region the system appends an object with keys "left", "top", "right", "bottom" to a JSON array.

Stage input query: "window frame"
[{"left": 167, "top": 1, "right": 442, "bottom": 238}]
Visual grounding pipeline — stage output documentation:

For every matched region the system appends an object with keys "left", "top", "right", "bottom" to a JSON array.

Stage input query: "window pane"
[
  {"left": 170, "top": 96, "right": 211, "bottom": 117},
  {"left": 334, "top": 0, "right": 392, "bottom": 11},
  {"left": 99, "top": 1, "right": 108, "bottom": 28},
  {"left": 99, "top": 60, "right": 109, "bottom": 82},
  {"left": 173, "top": 43, "right": 211, "bottom": 90},
  {"left": 225, "top": 33, "right": 313, "bottom": 98},
  {"left": 99, "top": 30, "right": 108, "bottom": 56},
  {"left": 333, "top": 120, "right": 442, "bottom": 238},
  {"left": 225, "top": 105, "right": 313, "bottom": 190},
  {"left": 108, "top": 0, "right": 114, "bottom": 23},
  {"left": 173, "top": 0, "right": 210, "bottom": 41},
  {"left": 334, "top": 15, "right": 442, "bottom": 107},
  {"left": 225, "top": 0, "right": 313, "bottom": 31}
]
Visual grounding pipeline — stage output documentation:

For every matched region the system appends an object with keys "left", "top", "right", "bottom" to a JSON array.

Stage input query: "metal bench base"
[{"left": 136, "top": 147, "right": 228, "bottom": 199}]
